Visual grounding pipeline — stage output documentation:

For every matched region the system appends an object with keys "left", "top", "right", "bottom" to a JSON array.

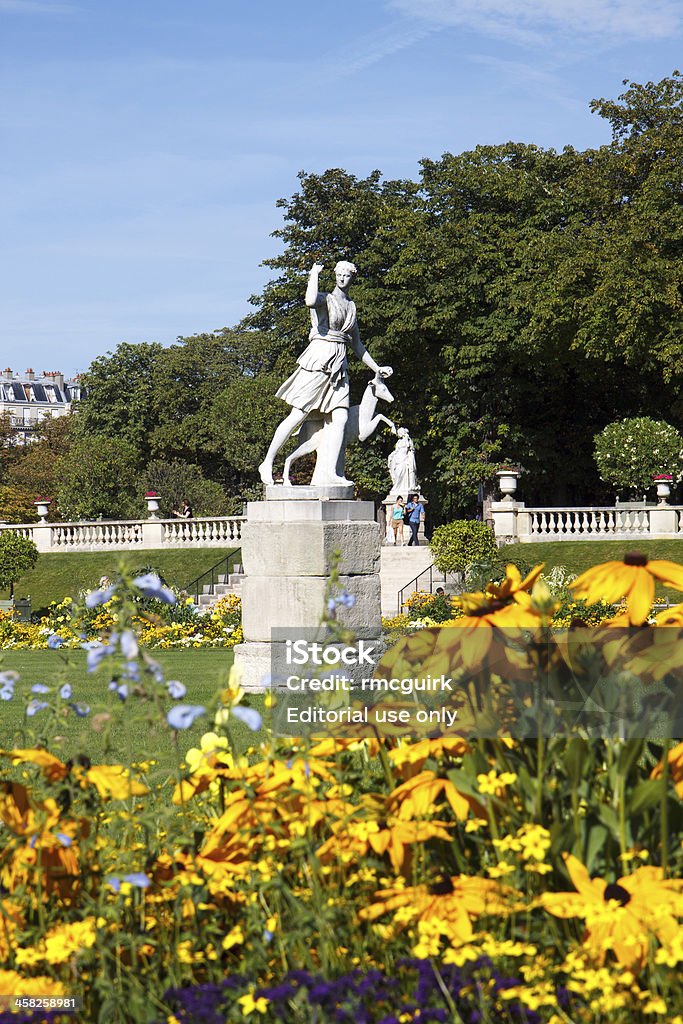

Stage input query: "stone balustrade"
[
  {"left": 491, "top": 500, "right": 683, "bottom": 545},
  {"left": 0, "top": 516, "right": 245, "bottom": 553}
]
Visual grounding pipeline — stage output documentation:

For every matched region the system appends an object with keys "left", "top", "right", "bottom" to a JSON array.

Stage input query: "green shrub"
[
  {"left": 594, "top": 417, "right": 683, "bottom": 494},
  {"left": 0, "top": 531, "right": 39, "bottom": 598},
  {"left": 430, "top": 519, "right": 496, "bottom": 573}
]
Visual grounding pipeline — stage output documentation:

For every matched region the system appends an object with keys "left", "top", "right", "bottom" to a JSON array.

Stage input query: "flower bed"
[
  {"left": 0, "top": 586, "right": 242, "bottom": 650},
  {"left": 0, "top": 561, "right": 682, "bottom": 1021}
]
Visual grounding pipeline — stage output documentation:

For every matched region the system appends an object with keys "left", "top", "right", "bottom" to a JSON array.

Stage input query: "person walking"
[
  {"left": 391, "top": 495, "right": 405, "bottom": 545},
  {"left": 406, "top": 493, "right": 425, "bottom": 546}
]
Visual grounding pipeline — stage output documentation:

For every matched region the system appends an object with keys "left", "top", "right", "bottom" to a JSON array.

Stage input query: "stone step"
[{"left": 379, "top": 545, "right": 437, "bottom": 618}]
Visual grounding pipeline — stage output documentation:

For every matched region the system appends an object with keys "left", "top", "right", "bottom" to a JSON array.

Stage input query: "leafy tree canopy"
[
  {"left": 64, "top": 73, "right": 683, "bottom": 521},
  {"left": 0, "top": 532, "right": 39, "bottom": 597}
]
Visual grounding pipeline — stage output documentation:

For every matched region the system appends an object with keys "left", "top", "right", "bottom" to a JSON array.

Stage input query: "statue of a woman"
[
  {"left": 258, "top": 261, "right": 392, "bottom": 486},
  {"left": 388, "top": 427, "right": 418, "bottom": 494}
]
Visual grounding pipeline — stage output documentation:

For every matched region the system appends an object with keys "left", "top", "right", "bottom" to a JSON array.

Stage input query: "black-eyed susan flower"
[
  {"left": 359, "top": 874, "right": 513, "bottom": 946},
  {"left": 541, "top": 852, "right": 683, "bottom": 967},
  {"left": 570, "top": 553, "right": 683, "bottom": 625}
]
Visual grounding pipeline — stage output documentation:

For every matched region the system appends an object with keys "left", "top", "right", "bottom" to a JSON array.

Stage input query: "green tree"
[
  {"left": 57, "top": 437, "right": 142, "bottom": 521},
  {"left": 594, "top": 417, "right": 683, "bottom": 495},
  {"left": 241, "top": 75, "right": 683, "bottom": 518},
  {"left": 0, "top": 532, "right": 39, "bottom": 598},
  {"left": 0, "top": 485, "right": 36, "bottom": 524},
  {"left": 75, "top": 342, "right": 164, "bottom": 459},
  {"left": 143, "top": 460, "right": 228, "bottom": 517},
  {"left": 6, "top": 414, "right": 74, "bottom": 519}
]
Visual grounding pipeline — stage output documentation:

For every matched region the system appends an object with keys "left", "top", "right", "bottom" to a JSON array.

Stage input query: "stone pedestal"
[
  {"left": 233, "top": 496, "right": 382, "bottom": 691},
  {"left": 490, "top": 499, "right": 526, "bottom": 546}
]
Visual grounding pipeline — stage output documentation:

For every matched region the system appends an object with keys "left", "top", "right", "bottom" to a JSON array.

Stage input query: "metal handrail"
[
  {"left": 183, "top": 549, "right": 241, "bottom": 605},
  {"left": 397, "top": 564, "right": 463, "bottom": 614}
]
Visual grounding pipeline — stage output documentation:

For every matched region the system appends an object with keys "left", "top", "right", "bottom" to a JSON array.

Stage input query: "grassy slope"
[
  {"left": 0, "top": 649, "right": 268, "bottom": 768},
  {"left": 2, "top": 548, "right": 240, "bottom": 613},
  {"left": 500, "top": 538, "right": 683, "bottom": 600}
]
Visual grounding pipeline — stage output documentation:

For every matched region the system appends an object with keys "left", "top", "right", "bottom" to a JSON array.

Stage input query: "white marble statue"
[
  {"left": 388, "top": 427, "right": 418, "bottom": 494},
  {"left": 258, "top": 261, "right": 393, "bottom": 487},
  {"left": 283, "top": 370, "right": 396, "bottom": 485}
]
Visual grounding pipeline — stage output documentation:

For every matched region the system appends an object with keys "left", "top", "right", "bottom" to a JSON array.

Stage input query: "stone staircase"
[
  {"left": 196, "top": 568, "right": 244, "bottom": 611},
  {"left": 193, "top": 547, "right": 446, "bottom": 618},
  {"left": 379, "top": 546, "right": 435, "bottom": 617}
]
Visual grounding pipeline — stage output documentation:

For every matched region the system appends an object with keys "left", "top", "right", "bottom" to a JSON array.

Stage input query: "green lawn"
[
  {"left": 0, "top": 649, "right": 268, "bottom": 771},
  {"left": 500, "top": 538, "right": 683, "bottom": 600},
  {"left": 2, "top": 547, "right": 240, "bottom": 615}
]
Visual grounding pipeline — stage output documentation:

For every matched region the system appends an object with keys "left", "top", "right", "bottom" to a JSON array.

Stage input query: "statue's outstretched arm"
[
  {"left": 349, "top": 323, "right": 393, "bottom": 378},
  {"left": 305, "top": 263, "right": 325, "bottom": 307}
]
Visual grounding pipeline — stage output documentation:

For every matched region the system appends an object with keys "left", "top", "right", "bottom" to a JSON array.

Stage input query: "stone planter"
[
  {"left": 496, "top": 470, "right": 520, "bottom": 500},
  {"left": 34, "top": 500, "right": 50, "bottom": 523},
  {"left": 145, "top": 494, "right": 161, "bottom": 518},
  {"left": 655, "top": 480, "right": 672, "bottom": 503}
]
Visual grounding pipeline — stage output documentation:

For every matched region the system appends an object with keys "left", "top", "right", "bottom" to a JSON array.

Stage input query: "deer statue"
[{"left": 283, "top": 371, "right": 396, "bottom": 486}]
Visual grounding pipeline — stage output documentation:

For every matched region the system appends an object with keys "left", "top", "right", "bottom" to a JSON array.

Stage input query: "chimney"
[
  {"left": 25, "top": 368, "right": 35, "bottom": 381},
  {"left": 43, "top": 370, "right": 65, "bottom": 390},
  {"left": 1, "top": 368, "right": 13, "bottom": 380}
]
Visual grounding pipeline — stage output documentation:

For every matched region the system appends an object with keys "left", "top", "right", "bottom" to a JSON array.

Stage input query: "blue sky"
[{"left": 2, "top": 0, "right": 681, "bottom": 376}]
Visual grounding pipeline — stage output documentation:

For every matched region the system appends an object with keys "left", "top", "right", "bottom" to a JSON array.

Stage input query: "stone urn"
[
  {"left": 145, "top": 492, "right": 161, "bottom": 518},
  {"left": 653, "top": 476, "right": 672, "bottom": 504},
  {"left": 496, "top": 468, "right": 520, "bottom": 500},
  {"left": 34, "top": 498, "right": 51, "bottom": 523}
]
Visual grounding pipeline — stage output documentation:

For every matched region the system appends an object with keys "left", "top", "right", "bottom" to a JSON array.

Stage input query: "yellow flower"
[
  {"left": 651, "top": 740, "right": 683, "bottom": 798},
  {"left": 570, "top": 553, "right": 683, "bottom": 625},
  {"left": 359, "top": 874, "right": 513, "bottom": 946},
  {"left": 237, "top": 993, "right": 269, "bottom": 1015},
  {"left": 476, "top": 770, "right": 517, "bottom": 796},
  {"left": 76, "top": 764, "right": 149, "bottom": 800},
  {"left": 486, "top": 860, "right": 515, "bottom": 878},
  {"left": 541, "top": 852, "right": 683, "bottom": 967},
  {"left": 388, "top": 770, "right": 482, "bottom": 822}
]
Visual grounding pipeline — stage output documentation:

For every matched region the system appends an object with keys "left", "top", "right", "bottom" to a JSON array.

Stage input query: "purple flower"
[
  {"left": 166, "top": 680, "right": 186, "bottom": 699},
  {"left": 31, "top": 684, "right": 50, "bottom": 693},
  {"left": 120, "top": 629, "right": 139, "bottom": 660},
  {"left": 69, "top": 702, "right": 91, "bottom": 717},
  {"left": 59, "top": 683, "right": 72, "bottom": 699},
  {"left": 167, "top": 705, "right": 205, "bottom": 729},
  {"left": 27, "top": 700, "right": 49, "bottom": 716},
  {"left": 133, "top": 573, "right": 176, "bottom": 604},
  {"left": 231, "top": 705, "right": 262, "bottom": 731},
  {"left": 124, "top": 660, "right": 140, "bottom": 682},
  {"left": 0, "top": 670, "right": 18, "bottom": 701},
  {"left": 56, "top": 832, "right": 72, "bottom": 847},
  {"left": 86, "top": 584, "right": 115, "bottom": 609},
  {"left": 47, "top": 633, "right": 64, "bottom": 649},
  {"left": 108, "top": 681, "right": 128, "bottom": 701},
  {"left": 84, "top": 640, "right": 115, "bottom": 674},
  {"left": 327, "top": 590, "right": 356, "bottom": 616}
]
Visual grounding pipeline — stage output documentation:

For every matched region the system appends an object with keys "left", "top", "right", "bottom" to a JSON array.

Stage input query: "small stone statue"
[
  {"left": 258, "top": 261, "right": 393, "bottom": 487},
  {"left": 388, "top": 427, "right": 418, "bottom": 494}
]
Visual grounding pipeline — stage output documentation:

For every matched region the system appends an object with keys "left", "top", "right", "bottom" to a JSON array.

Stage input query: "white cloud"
[
  {"left": 334, "top": 22, "right": 438, "bottom": 75},
  {"left": 388, "top": 0, "right": 681, "bottom": 44}
]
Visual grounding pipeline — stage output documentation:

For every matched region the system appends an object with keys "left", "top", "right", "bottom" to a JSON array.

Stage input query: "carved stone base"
[
  {"left": 235, "top": 498, "right": 382, "bottom": 691},
  {"left": 265, "top": 483, "right": 354, "bottom": 501}
]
